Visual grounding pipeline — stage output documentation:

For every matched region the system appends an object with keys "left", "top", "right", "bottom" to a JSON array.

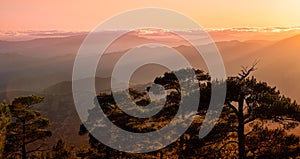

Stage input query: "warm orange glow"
[{"left": 0, "top": 0, "right": 299, "bottom": 32}]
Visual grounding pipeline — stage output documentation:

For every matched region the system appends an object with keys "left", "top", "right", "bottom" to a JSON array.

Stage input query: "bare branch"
[
  {"left": 225, "top": 101, "right": 238, "bottom": 116},
  {"left": 238, "top": 61, "right": 259, "bottom": 80}
]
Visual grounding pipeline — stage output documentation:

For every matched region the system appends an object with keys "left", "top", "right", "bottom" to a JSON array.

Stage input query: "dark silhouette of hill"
[
  {"left": 0, "top": 34, "right": 298, "bottom": 98},
  {"left": 0, "top": 77, "right": 153, "bottom": 146},
  {"left": 1, "top": 34, "right": 300, "bottom": 146}
]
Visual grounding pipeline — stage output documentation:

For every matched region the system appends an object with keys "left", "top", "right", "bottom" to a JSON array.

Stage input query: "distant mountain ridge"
[
  {"left": 1, "top": 33, "right": 300, "bottom": 146},
  {"left": 1, "top": 34, "right": 299, "bottom": 97}
]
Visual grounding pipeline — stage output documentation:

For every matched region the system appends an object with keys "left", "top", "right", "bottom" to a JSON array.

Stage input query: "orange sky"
[{"left": 1, "top": 0, "right": 300, "bottom": 31}]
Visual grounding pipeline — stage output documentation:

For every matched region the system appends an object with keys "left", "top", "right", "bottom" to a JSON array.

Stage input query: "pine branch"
[{"left": 238, "top": 61, "right": 258, "bottom": 80}]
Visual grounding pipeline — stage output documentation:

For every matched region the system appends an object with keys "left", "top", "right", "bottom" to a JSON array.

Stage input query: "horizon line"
[{"left": 1, "top": 26, "right": 300, "bottom": 42}]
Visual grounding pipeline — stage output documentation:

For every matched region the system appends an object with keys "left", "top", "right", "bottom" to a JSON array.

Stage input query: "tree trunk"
[
  {"left": 22, "top": 144, "right": 26, "bottom": 159},
  {"left": 237, "top": 96, "right": 245, "bottom": 159},
  {"left": 105, "top": 146, "right": 110, "bottom": 158},
  {"left": 22, "top": 120, "right": 26, "bottom": 159},
  {"left": 160, "top": 151, "right": 163, "bottom": 159},
  {"left": 178, "top": 136, "right": 184, "bottom": 159}
]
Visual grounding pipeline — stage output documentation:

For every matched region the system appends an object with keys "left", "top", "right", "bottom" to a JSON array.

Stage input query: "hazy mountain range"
[{"left": 0, "top": 33, "right": 300, "bottom": 145}]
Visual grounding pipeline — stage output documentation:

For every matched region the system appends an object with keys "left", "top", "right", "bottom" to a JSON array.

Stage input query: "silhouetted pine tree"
[{"left": 4, "top": 95, "right": 51, "bottom": 159}]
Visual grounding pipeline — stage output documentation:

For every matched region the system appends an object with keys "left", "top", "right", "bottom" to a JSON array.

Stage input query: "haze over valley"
[{"left": 1, "top": 29, "right": 300, "bottom": 145}]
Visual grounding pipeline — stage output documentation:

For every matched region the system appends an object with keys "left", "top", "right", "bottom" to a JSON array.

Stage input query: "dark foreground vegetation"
[{"left": 1, "top": 66, "right": 300, "bottom": 159}]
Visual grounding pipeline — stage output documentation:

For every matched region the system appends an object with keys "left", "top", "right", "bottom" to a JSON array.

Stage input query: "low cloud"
[
  {"left": 0, "top": 30, "right": 88, "bottom": 41},
  {"left": 1, "top": 26, "right": 300, "bottom": 42}
]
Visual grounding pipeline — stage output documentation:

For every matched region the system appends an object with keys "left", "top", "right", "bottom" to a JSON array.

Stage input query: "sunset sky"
[
  {"left": 1, "top": 0, "right": 300, "bottom": 32},
  {"left": 1, "top": 1, "right": 300, "bottom": 103}
]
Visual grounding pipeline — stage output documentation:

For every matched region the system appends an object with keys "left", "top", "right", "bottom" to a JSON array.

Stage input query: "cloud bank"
[{"left": 1, "top": 26, "right": 300, "bottom": 42}]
